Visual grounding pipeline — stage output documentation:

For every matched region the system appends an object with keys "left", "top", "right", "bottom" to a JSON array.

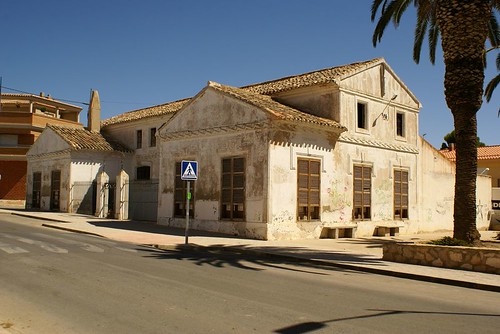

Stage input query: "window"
[
  {"left": 136, "top": 166, "right": 150, "bottom": 180},
  {"left": 297, "top": 159, "right": 321, "bottom": 221},
  {"left": 136, "top": 130, "right": 142, "bottom": 149},
  {"left": 221, "top": 157, "right": 245, "bottom": 219},
  {"left": 357, "top": 102, "right": 367, "bottom": 129},
  {"left": 353, "top": 165, "right": 371, "bottom": 220},
  {"left": 32, "top": 172, "right": 41, "bottom": 209},
  {"left": 0, "top": 134, "right": 18, "bottom": 147},
  {"left": 394, "top": 169, "right": 409, "bottom": 219},
  {"left": 396, "top": 112, "right": 405, "bottom": 137},
  {"left": 174, "top": 162, "right": 194, "bottom": 217},
  {"left": 150, "top": 128, "right": 156, "bottom": 147}
]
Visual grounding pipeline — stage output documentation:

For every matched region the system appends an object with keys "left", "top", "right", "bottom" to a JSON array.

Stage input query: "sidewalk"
[{"left": 2, "top": 208, "right": 499, "bottom": 292}]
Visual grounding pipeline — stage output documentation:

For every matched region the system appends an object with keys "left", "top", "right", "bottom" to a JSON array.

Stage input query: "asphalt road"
[{"left": 1, "top": 213, "right": 499, "bottom": 334}]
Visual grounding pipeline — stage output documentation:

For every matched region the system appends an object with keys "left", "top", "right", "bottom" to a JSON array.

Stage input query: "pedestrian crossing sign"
[{"left": 181, "top": 160, "right": 198, "bottom": 180}]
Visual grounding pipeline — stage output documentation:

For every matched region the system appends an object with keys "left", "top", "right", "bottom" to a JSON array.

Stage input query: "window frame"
[
  {"left": 174, "top": 162, "right": 194, "bottom": 218},
  {"left": 353, "top": 164, "right": 372, "bottom": 220},
  {"left": 136, "top": 129, "right": 143, "bottom": 149},
  {"left": 149, "top": 127, "right": 156, "bottom": 147},
  {"left": 356, "top": 101, "right": 369, "bottom": 131},
  {"left": 396, "top": 111, "right": 406, "bottom": 138},
  {"left": 297, "top": 158, "right": 321, "bottom": 221},
  {"left": 394, "top": 169, "right": 409, "bottom": 220},
  {"left": 220, "top": 157, "right": 245, "bottom": 220}
]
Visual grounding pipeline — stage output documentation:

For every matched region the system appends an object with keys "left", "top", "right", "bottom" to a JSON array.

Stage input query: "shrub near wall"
[{"left": 382, "top": 243, "right": 500, "bottom": 274}]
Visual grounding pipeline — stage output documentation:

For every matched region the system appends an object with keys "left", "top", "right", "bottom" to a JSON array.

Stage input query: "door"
[{"left": 50, "top": 170, "right": 61, "bottom": 211}]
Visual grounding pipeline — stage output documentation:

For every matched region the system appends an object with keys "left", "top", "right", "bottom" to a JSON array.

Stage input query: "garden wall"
[{"left": 383, "top": 243, "right": 500, "bottom": 274}]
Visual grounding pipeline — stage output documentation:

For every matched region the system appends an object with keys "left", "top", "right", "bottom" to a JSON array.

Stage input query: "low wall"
[{"left": 383, "top": 243, "right": 500, "bottom": 274}]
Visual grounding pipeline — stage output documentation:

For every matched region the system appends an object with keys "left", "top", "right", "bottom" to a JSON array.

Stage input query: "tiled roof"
[
  {"left": 101, "top": 58, "right": 383, "bottom": 126},
  {"left": 101, "top": 98, "right": 189, "bottom": 127},
  {"left": 208, "top": 81, "right": 347, "bottom": 131},
  {"left": 439, "top": 145, "right": 500, "bottom": 161},
  {"left": 242, "top": 58, "right": 384, "bottom": 95},
  {"left": 48, "top": 125, "right": 130, "bottom": 152}
]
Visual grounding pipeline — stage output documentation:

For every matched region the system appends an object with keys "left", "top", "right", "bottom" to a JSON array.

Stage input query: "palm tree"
[
  {"left": 372, "top": 0, "right": 499, "bottom": 245},
  {"left": 484, "top": 52, "right": 499, "bottom": 106}
]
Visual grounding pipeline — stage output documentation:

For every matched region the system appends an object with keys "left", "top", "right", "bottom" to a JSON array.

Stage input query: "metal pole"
[{"left": 185, "top": 181, "right": 190, "bottom": 245}]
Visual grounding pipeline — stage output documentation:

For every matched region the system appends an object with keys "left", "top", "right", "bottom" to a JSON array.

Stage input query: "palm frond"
[{"left": 485, "top": 73, "right": 500, "bottom": 101}]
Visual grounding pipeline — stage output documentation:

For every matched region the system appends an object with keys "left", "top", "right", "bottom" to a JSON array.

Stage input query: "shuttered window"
[
  {"left": 174, "top": 162, "right": 194, "bottom": 217},
  {"left": 297, "top": 158, "right": 320, "bottom": 221},
  {"left": 353, "top": 165, "right": 371, "bottom": 220},
  {"left": 394, "top": 169, "right": 409, "bottom": 219},
  {"left": 221, "top": 157, "right": 245, "bottom": 220}
]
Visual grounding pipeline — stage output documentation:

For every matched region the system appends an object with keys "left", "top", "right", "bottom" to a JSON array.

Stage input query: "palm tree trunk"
[
  {"left": 437, "top": 0, "right": 491, "bottom": 244},
  {"left": 453, "top": 114, "right": 481, "bottom": 244}
]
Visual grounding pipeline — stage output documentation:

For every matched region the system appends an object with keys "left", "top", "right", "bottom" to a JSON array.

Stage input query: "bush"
[{"left": 427, "top": 236, "right": 472, "bottom": 247}]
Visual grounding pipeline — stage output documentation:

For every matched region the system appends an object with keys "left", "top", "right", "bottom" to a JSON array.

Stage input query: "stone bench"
[
  {"left": 375, "top": 224, "right": 404, "bottom": 237},
  {"left": 320, "top": 225, "right": 357, "bottom": 239}
]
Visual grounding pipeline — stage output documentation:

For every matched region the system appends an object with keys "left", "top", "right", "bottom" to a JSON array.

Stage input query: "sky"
[{"left": 1, "top": 0, "right": 498, "bottom": 148}]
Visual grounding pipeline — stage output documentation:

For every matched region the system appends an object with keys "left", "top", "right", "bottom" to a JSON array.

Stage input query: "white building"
[{"left": 26, "top": 58, "right": 492, "bottom": 240}]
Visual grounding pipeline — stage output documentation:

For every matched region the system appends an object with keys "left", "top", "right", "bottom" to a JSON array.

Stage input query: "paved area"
[{"left": 1, "top": 207, "right": 499, "bottom": 292}]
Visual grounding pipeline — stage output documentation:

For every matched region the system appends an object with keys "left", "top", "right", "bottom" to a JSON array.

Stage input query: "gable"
[
  {"left": 159, "top": 85, "right": 275, "bottom": 137},
  {"left": 27, "top": 127, "right": 71, "bottom": 156},
  {"left": 339, "top": 62, "right": 420, "bottom": 109}
]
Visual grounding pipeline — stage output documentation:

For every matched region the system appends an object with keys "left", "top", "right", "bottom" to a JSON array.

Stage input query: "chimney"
[
  {"left": 449, "top": 143, "right": 456, "bottom": 151},
  {"left": 87, "top": 89, "right": 101, "bottom": 132}
]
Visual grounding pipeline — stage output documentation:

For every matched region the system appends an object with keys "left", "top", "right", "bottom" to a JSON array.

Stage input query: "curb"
[
  {"left": 41, "top": 223, "right": 106, "bottom": 238},
  {"left": 152, "top": 243, "right": 500, "bottom": 293}
]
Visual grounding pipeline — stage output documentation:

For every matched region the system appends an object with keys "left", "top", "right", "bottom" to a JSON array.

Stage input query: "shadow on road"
[
  {"left": 136, "top": 243, "right": 382, "bottom": 276},
  {"left": 274, "top": 308, "right": 500, "bottom": 333}
]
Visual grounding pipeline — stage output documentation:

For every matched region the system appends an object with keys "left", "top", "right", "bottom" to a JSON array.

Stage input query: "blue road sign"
[{"left": 181, "top": 160, "right": 198, "bottom": 180}]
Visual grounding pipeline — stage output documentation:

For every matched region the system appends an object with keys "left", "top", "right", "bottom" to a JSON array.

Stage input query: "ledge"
[{"left": 383, "top": 243, "right": 500, "bottom": 274}]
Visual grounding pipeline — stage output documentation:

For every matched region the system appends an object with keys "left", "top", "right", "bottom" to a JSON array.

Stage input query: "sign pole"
[{"left": 185, "top": 180, "right": 190, "bottom": 245}]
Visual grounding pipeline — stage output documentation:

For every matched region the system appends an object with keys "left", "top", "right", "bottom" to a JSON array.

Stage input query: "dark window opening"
[
  {"left": 136, "top": 166, "right": 151, "bottom": 180},
  {"left": 396, "top": 112, "right": 405, "bottom": 137},
  {"left": 136, "top": 130, "right": 142, "bottom": 149},
  {"left": 150, "top": 128, "right": 156, "bottom": 147},
  {"left": 357, "top": 102, "right": 367, "bottom": 129}
]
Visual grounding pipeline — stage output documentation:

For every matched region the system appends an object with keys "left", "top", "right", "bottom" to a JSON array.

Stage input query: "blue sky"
[{"left": 1, "top": 0, "right": 498, "bottom": 148}]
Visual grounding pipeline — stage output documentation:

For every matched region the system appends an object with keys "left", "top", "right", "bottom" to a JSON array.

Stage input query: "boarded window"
[
  {"left": 221, "top": 157, "right": 245, "bottom": 220},
  {"left": 136, "top": 130, "right": 142, "bottom": 149},
  {"left": 297, "top": 158, "right": 321, "bottom": 221},
  {"left": 174, "top": 162, "right": 194, "bottom": 217},
  {"left": 150, "top": 128, "right": 156, "bottom": 147},
  {"left": 394, "top": 169, "right": 409, "bottom": 219},
  {"left": 353, "top": 165, "right": 371, "bottom": 220}
]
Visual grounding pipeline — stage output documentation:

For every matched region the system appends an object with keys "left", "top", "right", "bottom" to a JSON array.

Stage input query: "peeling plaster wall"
[
  {"left": 26, "top": 153, "right": 71, "bottom": 211},
  {"left": 158, "top": 90, "right": 269, "bottom": 239}
]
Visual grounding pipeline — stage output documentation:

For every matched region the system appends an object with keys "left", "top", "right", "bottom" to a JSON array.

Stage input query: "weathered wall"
[
  {"left": 417, "top": 138, "right": 455, "bottom": 232},
  {"left": 158, "top": 89, "right": 270, "bottom": 239},
  {"left": 102, "top": 115, "right": 172, "bottom": 181},
  {"left": 267, "top": 126, "right": 337, "bottom": 240}
]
